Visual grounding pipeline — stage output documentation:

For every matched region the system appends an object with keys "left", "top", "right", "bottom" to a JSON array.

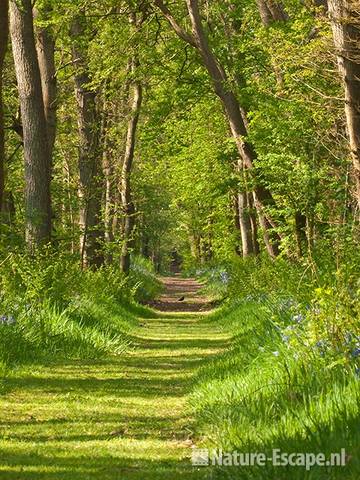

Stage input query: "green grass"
[
  {"left": 1, "top": 273, "right": 359, "bottom": 480},
  {"left": 190, "top": 301, "right": 360, "bottom": 479},
  {"left": 0, "top": 309, "right": 229, "bottom": 479}
]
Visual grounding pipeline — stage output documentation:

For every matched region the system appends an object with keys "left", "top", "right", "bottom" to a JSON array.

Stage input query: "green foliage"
[
  {"left": 190, "top": 244, "right": 360, "bottom": 478},
  {"left": 129, "top": 255, "right": 163, "bottom": 302},
  {"left": 0, "top": 250, "right": 159, "bottom": 369}
]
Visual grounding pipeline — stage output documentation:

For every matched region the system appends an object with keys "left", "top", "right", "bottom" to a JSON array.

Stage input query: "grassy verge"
[
  {"left": 0, "top": 252, "right": 162, "bottom": 378},
  {"left": 190, "top": 298, "right": 360, "bottom": 479}
]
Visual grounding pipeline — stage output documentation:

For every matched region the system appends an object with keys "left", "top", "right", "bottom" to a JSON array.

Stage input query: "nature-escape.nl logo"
[{"left": 191, "top": 447, "right": 347, "bottom": 471}]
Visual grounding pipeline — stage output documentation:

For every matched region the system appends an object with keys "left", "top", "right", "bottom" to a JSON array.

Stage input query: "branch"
[
  {"left": 153, "top": 0, "right": 197, "bottom": 48},
  {"left": 8, "top": 142, "right": 23, "bottom": 162},
  {"left": 178, "top": 44, "right": 190, "bottom": 79}
]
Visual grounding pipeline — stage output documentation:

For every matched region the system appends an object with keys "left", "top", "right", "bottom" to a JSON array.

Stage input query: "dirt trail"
[{"left": 149, "top": 275, "right": 211, "bottom": 312}]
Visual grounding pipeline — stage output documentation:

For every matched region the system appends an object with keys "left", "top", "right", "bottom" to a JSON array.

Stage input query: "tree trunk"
[
  {"left": 233, "top": 194, "right": 242, "bottom": 256},
  {"left": 328, "top": 0, "right": 360, "bottom": 211},
  {"left": 0, "top": 0, "right": 8, "bottom": 214},
  {"left": 238, "top": 191, "right": 254, "bottom": 256},
  {"left": 187, "top": 0, "right": 281, "bottom": 256},
  {"left": 34, "top": 7, "right": 57, "bottom": 159},
  {"left": 9, "top": 0, "right": 52, "bottom": 248},
  {"left": 141, "top": 232, "right": 150, "bottom": 258},
  {"left": 155, "top": 0, "right": 281, "bottom": 257},
  {"left": 256, "top": 0, "right": 288, "bottom": 25},
  {"left": 248, "top": 193, "right": 260, "bottom": 255},
  {"left": 99, "top": 104, "right": 115, "bottom": 253},
  {"left": 103, "top": 150, "right": 115, "bottom": 246},
  {"left": 120, "top": 57, "right": 142, "bottom": 275},
  {"left": 256, "top": 0, "right": 287, "bottom": 88},
  {"left": 71, "top": 17, "right": 104, "bottom": 268}
]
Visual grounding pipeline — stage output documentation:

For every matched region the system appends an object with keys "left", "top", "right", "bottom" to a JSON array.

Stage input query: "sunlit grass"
[
  {"left": 190, "top": 302, "right": 360, "bottom": 479},
  {"left": 0, "top": 309, "right": 229, "bottom": 479}
]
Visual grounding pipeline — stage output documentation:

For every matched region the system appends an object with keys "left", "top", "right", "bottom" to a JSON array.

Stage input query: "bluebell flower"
[
  {"left": 279, "top": 298, "right": 298, "bottom": 313},
  {"left": 351, "top": 348, "right": 360, "bottom": 359},
  {"left": 220, "top": 271, "right": 229, "bottom": 285},
  {"left": 292, "top": 314, "right": 304, "bottom": 324},
  {"left": 0, "top": 314, "right": 16, "bottom": 325},
  {"left": 315, "top": 340, "right": 327, "bottom": 357}
]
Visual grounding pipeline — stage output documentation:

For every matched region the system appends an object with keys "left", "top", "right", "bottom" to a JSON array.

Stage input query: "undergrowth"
[
  {"left": 191, "top": 248, "right": 360, "bottom": 479},
  {"left": 0, "top": 249, "right": 161, "bottom": 374}
]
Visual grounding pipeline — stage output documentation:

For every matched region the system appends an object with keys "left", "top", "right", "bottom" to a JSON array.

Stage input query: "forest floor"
[{"left": 0, "top": 276, "right": 229, "bottom": 479}]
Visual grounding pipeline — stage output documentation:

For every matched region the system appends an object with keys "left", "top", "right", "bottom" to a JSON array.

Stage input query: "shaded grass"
[{"left": 0, "top": 308, "right": 229, "bottom": 479}]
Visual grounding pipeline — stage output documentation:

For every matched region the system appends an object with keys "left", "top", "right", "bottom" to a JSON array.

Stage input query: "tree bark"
[
  {"left": 0, "top": 0, "right": 8, "bottom": 214},
  {"left": 328, "top": 0, "right": 360, "bottom": 211},
  {"left": 238, "top": 190, "right": 254, "bottom": 256},
  {"left": 98, "top": 100, "right": 115, "bottom": 252},
  {"left": 71, "top": 17, "right": 104, "bottom": 268},
  {"left": 155, "top": 0, "right": 281, "bottom": 257},
  {"left": 248, "top": 193, "right": 260, "bottom": 255},
  {"left": 9, "top": 0, "right": 52, "bottom": 248},
  {"left": 256, "top": 0, "right": 288, "bottom": 25},
  {"left": 34, "top": 7, "right": 57, "bottom": 159},
  {"left": 233, "top": 194, "right": 242, "bottom": 255},
  {"left": 120, "top": 56, "right": 142, "bottom": 275},
  {"left": 103, "top": 149, "right": 115, "bottom": 246}
]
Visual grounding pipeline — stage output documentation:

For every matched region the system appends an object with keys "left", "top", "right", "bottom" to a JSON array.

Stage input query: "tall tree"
[
  {"left": 328, "top": 0, "right": 360, "bottom": 212},
  {"left": 154, "top": 0, "right": 281, "bottom": 257},
  {"left": 9, "top": 0, "right": 52, "bottom": 248},
  {"left": 120, "top": 55, "right": 143, "bottom": 275},
  {"left": 0, "top": 0, "right": 8, "bottom": 213},
  {"left": 70, "top": 16, "right": 104, "bottom": 268}
]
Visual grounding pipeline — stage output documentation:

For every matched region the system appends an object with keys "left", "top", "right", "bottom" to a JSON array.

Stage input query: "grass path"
[{"left": 0, "top": 277, "right": 229, "bottom": 479}]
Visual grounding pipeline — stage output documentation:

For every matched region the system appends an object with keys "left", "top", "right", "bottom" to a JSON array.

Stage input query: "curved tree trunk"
[
  {"left": 155, "top": 0, "right": 281, "bottom": 257},
  {"left": 328, "top": 0, "right": 360, "bottom": 212},
  {"left": 120, "top": 56, "right": 142, "bottom": 275},
  {"left": 0, "top": 0, "right": 8, "bottom": 214},
  {"left": 9, "top": 0, "right": 52, "bottom": 248},
  {"left": 186, "top": 0, "right": 281, "bottom": 257}
]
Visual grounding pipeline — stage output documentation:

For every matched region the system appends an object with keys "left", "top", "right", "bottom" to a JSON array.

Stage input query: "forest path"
[{"left": 0, "top": 276, "right": 229, "bottom": 479}]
